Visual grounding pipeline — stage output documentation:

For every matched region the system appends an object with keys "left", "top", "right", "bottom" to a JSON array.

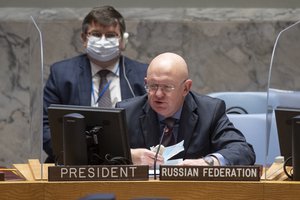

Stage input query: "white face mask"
[{"left": 86, "top": 36, "right": 120, "bottom": 62}]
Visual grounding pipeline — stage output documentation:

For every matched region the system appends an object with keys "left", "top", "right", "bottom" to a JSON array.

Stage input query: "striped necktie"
[
  {"left": 162, "top": 117, "right": 176, "bottom": 147},
  {"left": 97, "top": 70, "right": 112, "bottom": 107}
]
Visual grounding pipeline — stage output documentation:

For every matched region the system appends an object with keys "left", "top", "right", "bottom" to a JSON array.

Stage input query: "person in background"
[
  {"left": 116, "top": 52, "right": 255, "bottom": 167},
  {"left": 43, "top": 6, "right": 148, "bottom": 162}
]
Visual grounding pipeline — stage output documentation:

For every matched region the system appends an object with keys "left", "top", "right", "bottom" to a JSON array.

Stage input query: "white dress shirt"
[{"left": 90, "top": 61, "right": 121, "bottom": 107}]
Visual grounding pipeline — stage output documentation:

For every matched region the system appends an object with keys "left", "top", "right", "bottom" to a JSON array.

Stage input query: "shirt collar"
[
  {"left": 158, "top": 107, "right": 183, "bottom": 122},
  {"left": 90, "top": 60, "right": 120, "bottom": 77}
]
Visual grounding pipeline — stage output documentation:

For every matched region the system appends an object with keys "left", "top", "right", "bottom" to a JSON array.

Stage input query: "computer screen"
[
  {"left": 275, "top": 107, "right": 300, "bottom": 162},
  {"left": 48, "top": 104, "right": 132, "bottom": 165}
]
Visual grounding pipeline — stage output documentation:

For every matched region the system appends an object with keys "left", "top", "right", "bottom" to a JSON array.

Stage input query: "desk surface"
[{"left": 1, "top": 180, "right": 300, "bottom": 200}]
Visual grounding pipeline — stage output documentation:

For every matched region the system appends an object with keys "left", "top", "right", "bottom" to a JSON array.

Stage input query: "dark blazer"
[
  {"left": 43, "top": 54, "right": 148, "bottom": 159},
  {"left": 116, "top": 92, "right": 256, "bottom": 165}
]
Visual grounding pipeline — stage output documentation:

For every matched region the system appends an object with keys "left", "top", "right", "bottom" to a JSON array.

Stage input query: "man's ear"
[
  {"left": 81, "top": 32, "right": 88, "bottom": 48},
  {"left": 183, "top": 79, "right": 192, "bottom": 95}
]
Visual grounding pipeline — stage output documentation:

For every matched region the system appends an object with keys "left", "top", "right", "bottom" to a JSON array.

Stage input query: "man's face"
[
  {"left": 82, "top": 21, "right": 122, "bottom": 49},
  {"left": 146, "top": 74, "right": 188, "bottom": 118}
]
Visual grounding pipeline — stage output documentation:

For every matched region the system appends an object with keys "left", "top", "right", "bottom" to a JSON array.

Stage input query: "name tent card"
[
  {"left": 48, "top": 165, "right": 149, "bottom": 181},
  {"left": 159, "top": 165, "right": 261, "bottom": 181}
]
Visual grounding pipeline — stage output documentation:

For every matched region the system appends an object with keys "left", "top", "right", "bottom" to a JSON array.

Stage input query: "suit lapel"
[
  {"left": 178, "top": 93, "right": 199, "bottom": 149},
  {"left": 78, "top": 55, "right": 92, "bottom": 106},
  {"left": 139, "top": 103, "right": 160, "bottom": 148}
]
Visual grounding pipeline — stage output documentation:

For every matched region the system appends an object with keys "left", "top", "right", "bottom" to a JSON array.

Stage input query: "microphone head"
[
  {"left": 163, "top": 118, "right": 176, "bottom": 129},
  {"left": 163, "top": 126, "right": 169, "bottom": 133}
]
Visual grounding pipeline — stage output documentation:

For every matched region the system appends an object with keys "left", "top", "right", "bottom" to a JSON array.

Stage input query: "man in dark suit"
[
  {"left": 43, "top": 6, "right": 148, "bottom": 162},
  {"left": 116, "top": 52, "right": 255, "bottom": 167}
]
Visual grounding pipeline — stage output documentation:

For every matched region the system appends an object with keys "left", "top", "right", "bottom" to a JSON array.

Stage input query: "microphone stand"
[{"left": 153, "top": 126, "right": 168, "bottom": 180}]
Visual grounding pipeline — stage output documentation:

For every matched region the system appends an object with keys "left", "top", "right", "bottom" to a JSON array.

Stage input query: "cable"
[
  {"left": 104, "top": 154, "right": 132, "bottom": 165},
  {"left": 226, "top": 106, "right": 248, "bottom": 114},
  {"left": 122, "top": 56, "right": 136, "bottom": 98},
  {"left": 283, "top": 156, "right": 293, "bottom": 180},
  {"left": 85, "top": 126, "right": 132, "bottom": 165}
]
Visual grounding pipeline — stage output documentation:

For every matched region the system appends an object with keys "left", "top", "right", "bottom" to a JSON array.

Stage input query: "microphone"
[{"left": 153, "top": 125, "right": 169, "bottom": 180}]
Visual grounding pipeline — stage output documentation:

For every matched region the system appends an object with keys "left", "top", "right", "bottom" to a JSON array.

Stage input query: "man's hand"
[
  {"left": 131, "top": 148, "right": 164, "bottom": 168},
  {"left": 178, "top": 157, "right": 220, "bottom": 166}
]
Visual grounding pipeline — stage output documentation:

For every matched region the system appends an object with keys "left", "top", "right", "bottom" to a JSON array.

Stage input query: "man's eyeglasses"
[
  {"left": 87, "top": 32, "right": 120, "bottom": 40},
  {"left": 145, "top": 79, "right": 187, "bottom": 93}
]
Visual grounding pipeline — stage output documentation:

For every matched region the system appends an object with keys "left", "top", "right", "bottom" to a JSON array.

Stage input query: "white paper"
[
  {"left": 150, "top": 140, "right": 184, "bottom": 162},
  {"left": 162, "top": 140, "right": 184, "bottom": 161}
]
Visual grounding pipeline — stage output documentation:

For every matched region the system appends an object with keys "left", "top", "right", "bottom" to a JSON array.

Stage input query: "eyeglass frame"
[
  {"left": 86, "top": 31, "right": 120, "bottom": 40},
  {"left": 145, "top": 79, "right": 188, "bottom": 93}
]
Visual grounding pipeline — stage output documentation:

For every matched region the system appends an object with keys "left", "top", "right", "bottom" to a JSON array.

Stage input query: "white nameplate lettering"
[
  {"left": 48, "top": 165, "right": 149, "bottom": 181},
  {"left": 160, "top": 165, "right": 261, "bottom": 181}
]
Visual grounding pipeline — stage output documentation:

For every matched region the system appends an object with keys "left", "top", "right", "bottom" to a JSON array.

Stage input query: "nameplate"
[
  {"left": 160, "top": 165, "right": 261, "bottom": 181},
  {"left": 48, "top": 165, "right": 149, "bottom": 181}
]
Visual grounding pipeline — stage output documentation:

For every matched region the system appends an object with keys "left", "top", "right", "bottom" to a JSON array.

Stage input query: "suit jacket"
[
  {"left": 116, "top": 92, "right": 256, "bottom": 165},
  {"left": 43, "top": 54, "right": 148, "bottom": 159}
]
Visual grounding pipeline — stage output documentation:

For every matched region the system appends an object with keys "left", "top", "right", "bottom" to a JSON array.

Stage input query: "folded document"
[{"left": 151, "top": 140, "right": 184, "bottom": 165}]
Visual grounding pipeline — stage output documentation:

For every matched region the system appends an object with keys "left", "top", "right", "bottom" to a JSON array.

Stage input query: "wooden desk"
[{"left": 0, "top": 180, "right": 299, "bottom": 200}]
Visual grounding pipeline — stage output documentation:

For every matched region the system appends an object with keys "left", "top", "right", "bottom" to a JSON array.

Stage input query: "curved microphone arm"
[{"left": 153, "top": 126, "right": 168, "bottom": 180}]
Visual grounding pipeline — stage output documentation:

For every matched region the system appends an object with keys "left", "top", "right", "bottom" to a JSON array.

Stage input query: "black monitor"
[
  {"left": 48, "top": 104, "right": 132, "bottom": 165},
  {"left": 275, "top": 107, "right": 300, "bottom": 162}
]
